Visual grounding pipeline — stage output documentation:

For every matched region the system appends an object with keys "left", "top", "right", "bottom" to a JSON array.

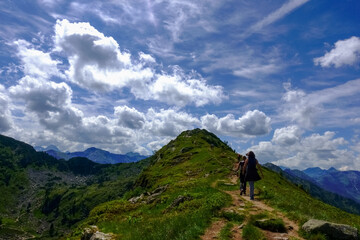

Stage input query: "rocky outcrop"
[
  {"left": 302, "top": 219, "right": 358, "bottom": 240},
  {"left": 81, "top": 226, "right": 115, "bottom": 240},
  {"left": 128, "top": 185, "right": 168, "bottom": 204}
]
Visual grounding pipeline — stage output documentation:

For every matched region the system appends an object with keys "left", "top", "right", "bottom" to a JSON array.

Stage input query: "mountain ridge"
[
  {"left": 286, "top": 166, "right": 360, "bottom": 204},
  {"left": 37, "top": 146, "right": 148, "bottom": 164},
  {"left": 1, "top": 130, "right": 360, "bottom": 240}
]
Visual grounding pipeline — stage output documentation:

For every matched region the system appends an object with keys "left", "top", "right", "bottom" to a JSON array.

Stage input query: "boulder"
[
  {"left": 302, "top": 219, "right": 358, "bottom": 240},
  {"left": 81, "top": 226, "right": 114, "bottom": 240}
]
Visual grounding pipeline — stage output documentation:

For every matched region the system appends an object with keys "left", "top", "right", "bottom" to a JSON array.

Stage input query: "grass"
[
  {"left": 67, "top": 129, "right": 360, "bottom": 239},
  {"left": 256, "top": 167, "right": 360, "bottom": 229},
  {"left": 242, "top": 223, "right": 266, "bottom": 240},
  {"left": 253, "top": 218, "right": 287, "bottom": 233},
  {"left": 69, "top": 129, "right": 237, "bottom": 239},
  {"left": 219, "top": 222, "right": 234, "bottom": 240}
]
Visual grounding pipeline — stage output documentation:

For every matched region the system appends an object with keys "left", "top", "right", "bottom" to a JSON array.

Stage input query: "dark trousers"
[{"left": 240, "top": 175, "right": 246, "bottom": 195}]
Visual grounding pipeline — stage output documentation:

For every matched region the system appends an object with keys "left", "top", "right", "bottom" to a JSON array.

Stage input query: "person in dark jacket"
[
  {"left": 235, "top": 154, "right": 247, "bottom": 195},
  {"left": 242, "top": 151, "right": 263, "bottom": 200}
]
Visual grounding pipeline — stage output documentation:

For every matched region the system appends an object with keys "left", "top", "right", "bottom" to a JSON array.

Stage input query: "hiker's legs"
[{"left": 249, "top": 181, "right": 254, "bottom": 200}]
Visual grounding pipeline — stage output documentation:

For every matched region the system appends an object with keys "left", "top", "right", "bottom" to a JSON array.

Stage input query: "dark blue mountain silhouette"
[{"left": 37, "top": 146, "right": 148, "bottom": 164}]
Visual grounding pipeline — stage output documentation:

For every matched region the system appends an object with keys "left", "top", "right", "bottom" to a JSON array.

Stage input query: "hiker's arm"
[{"left": 242, "top": 160, "right": 248, "bottom": 175}]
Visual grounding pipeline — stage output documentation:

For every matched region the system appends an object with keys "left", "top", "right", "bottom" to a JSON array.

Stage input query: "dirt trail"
[{"left": 200, "top": 175, "right": 303, "bottom": 240}]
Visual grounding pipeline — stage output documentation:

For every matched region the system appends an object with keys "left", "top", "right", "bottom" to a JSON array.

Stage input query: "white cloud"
[
  {"left": 14, "top": 39, "right": 61, "bottom": 79},
  {"left": 54, "top": 19, "right": 149, "bottom": 91},
  {"left": 243, "top": 0, "right": 309, "bottom": 38},
  {"left": 233, "top": 62, "right": 282, "bottom": 79},
  {"left": 145, "top": 108, "right": 200, "bottom": 137},
  {"left": 54, "top": 19, "right": 224, "bottom": 107},
  {"left": 0, "top": 85, "right": 12, "bottom": 132},
  {"left": 249, "top": 127, "right": 354, "bottom": 170},
  {"left": 272, "top": 125, "right": 302, "bottom": 145},
  {"left": 201, "top": 110, "right": 271, "bottom": 137},
  {"left": 314, "top": 36, "right": 360, "bottom": 68},
  {"left": 149, "top": 71, "right": 225, "bottom": 107},
  {"left": 9, "top": 76, "right": 82, "bottom": 130},
  {"left": 279, "top": 79, "right": 360, "bottom": 128},
  {"left": 114, "top": 106, "right": 145, "bottom": 129}
]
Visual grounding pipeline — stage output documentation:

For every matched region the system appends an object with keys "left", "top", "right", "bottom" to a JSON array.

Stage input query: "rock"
[
  {"left": 128, "top": 194, "right": 144, "bottom": 204},
  {"left": 81, "top": 226, "right": 98, "bottom": 240},
  {"left": 90, "top": 231, "right": 114, "bottom": 240},
  {"left": 81, "top": 226, "right": 114, "bottom": 240},
  {"left": 302, "top": 219, "right": 358, "bottom": 240}
]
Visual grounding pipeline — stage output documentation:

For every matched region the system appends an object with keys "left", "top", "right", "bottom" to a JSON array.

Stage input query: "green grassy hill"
[
  {"left": 72, "top": 129, "right": 360, "bottom": 240},
  {"left": 0, "top": 134, "right": 150, "bottom": 239},
  {"left": 2, "top": 130, "right": 360, "bottom": 240}
]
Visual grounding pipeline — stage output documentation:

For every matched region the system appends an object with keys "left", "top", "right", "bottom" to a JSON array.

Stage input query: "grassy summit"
[{"left": 75, "top": 129, "right": 236, "bottom": 239}]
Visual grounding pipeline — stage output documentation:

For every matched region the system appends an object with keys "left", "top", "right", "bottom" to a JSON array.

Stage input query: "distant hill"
[
  {"left": 301, "top": 167, "right": 360, "bottom": 204},
  {"left": 264, "top": 163, "right": 360, "bottom": 215},
  {"left": 37, "top": 146, "right": 148, "bottom": 164}
]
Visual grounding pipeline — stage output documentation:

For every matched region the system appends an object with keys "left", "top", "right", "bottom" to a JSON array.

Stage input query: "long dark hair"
[{"left": 248, "top": 151, "right": 255, "bottom": 159}]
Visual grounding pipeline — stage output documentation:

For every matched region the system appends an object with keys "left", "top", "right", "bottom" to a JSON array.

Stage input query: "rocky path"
[{"left": 201, "top": 175, "right": 303, "bottom": 240}]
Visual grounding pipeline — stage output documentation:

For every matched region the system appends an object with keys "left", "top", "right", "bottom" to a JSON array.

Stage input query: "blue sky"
[{"left": 1, "top": 0, "right": 360, "bottom": 170}]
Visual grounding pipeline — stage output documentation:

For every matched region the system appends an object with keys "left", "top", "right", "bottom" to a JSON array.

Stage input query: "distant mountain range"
[
  {"left": 287, "top": 167, "right": 360, "bottom": 204},
  {"left": 264, "top": 163, "right": 360, "bottom": 215},
  {"left": 35, "top": 145, "right": 148, "bottom": 164}
]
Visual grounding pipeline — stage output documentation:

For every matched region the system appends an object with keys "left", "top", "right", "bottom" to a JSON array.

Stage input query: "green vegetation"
[
  {"left": 219, "top": 222, "right": 234, "bottom": 240},
  {"left": 219, "top": 211, "right": 245, "bottom": 223},
  {"left": 0, "top": 134, "right": 150, "bottom": 239},
  {"left": 2, "top": 129, "right": 360, "bottom": 240},
  {"left": 242, "top": 223, "right": 266, "bottom": 240},
  {"left": 256, "top": 167, "right": 360, "bottom": 231},
  {"left": 253, "top": 218, "right": 287, "bottom": 233},
  {"left": 71, "top": 129, "right": 237, "bottom": 239}
]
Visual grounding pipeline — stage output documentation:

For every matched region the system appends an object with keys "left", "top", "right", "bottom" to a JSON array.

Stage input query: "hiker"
[
  {"left": 235, "top": 154, "right": 247, "bottom": 195},
  {"left": 243, "top": 151, "right": 263, "bottom": 200}
]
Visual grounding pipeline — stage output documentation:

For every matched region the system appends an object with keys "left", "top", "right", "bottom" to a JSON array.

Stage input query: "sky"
[{"left": 0, "top": 0, "right": 360, "bottom": 170}]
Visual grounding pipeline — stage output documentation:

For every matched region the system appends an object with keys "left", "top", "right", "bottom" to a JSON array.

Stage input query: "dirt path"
[{"left": 200, "top": 175, "right": 303, "bottom": 240}]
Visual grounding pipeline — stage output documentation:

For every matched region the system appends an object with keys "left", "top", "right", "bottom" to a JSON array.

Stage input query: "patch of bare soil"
[{"left": 200, "top": 220, "right": 227, "bottom": 240}]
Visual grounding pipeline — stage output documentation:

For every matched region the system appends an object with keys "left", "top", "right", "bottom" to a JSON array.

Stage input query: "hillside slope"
[
  {"left": 302, "top": 167, "right": 360, "bottom": 204},
  {"left": 264, "top": 163, "right": 360, "bottom": 215},
  {"left": 0, "top": 134, "right": 150, "bottom": 239},
  {"left": 73, "top": 129, "right": 360, "bottom": 240}
]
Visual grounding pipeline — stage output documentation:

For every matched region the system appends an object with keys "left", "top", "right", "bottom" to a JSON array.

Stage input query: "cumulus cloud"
[
  {"left": 54, "top": 19, "right": 224, "bottom": 107},
  {"left": 272, "top": 125, "right": 302, "bottom": 145},
  {"left": 201, "top": 110, "right": 271, "bottom": 137},
  {"left": 249, "top": 127, "right": 353, "bottom": 170},
  {"left": 279, "top": 79, "right": 360, "bottom": 128},
  {"left": 145, "top": 108, "right": 200, "bottom": 137},
  {"left": 314, "top": 36, "right": 360, "bottom": 68},
  {"left": 9, "top": 76, "right": 82, "bottom": 130},
  {"left": 149, "top": 70, "right": 225, "bottom": 107},
  {"left": 0, "top": 85, "right": 12, "bottom": 132},
  {"left": 114, "top": 106, "right": 145, "bottom": 129},
  {"left": 14, "top": 39, "right": 61, "bottom": 79},
  {"left": 54, "top": 19, "right": 150, "bottom": 91}
]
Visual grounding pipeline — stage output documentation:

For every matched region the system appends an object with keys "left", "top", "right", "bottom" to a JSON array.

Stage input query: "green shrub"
[
  {"left": 253, "top": 218, "right": 287, "bottom": 233},
  {"left": 220, "top": 211, "right": 245, "bottom": 223}
]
